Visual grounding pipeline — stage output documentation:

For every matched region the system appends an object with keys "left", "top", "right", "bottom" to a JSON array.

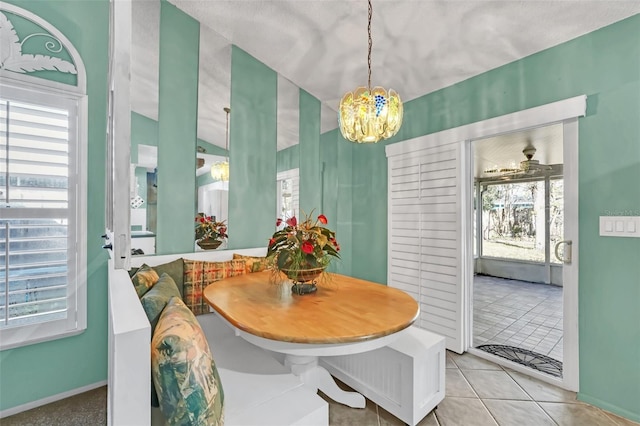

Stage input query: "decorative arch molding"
[{"left": 0, "top": 2, "right": 86, "bottom": 94}]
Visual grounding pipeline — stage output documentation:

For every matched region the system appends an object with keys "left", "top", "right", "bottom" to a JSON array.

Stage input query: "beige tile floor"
[
  {"left": 473, "top": 275, "right": 563, "bottom": 361},
  {"left": 4, "top": 352, "right": 639, "bottom": 425},
  {"left": 321, "top": 351, "right": 640, "bottom": 426}
]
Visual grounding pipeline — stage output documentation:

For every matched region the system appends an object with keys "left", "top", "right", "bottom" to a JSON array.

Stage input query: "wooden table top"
[{"left": 203, "top": 271, "right": 419, "bottom": 344}]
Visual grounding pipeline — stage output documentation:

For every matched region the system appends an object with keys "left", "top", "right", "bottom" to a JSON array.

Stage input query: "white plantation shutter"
[
  {"left": 0, "top": 84, "right": 85, "bottom": 349},
  {"left": 387, "top": 142, "right": 465, "bottom": 353}
]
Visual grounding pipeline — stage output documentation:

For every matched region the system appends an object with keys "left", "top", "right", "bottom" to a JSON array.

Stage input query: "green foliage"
[
  {"left": 267, "top": 211, "right": 340, "bottom": 272},
  {"left": 194, "top": 213, "right": 228, "bottom": 242}
]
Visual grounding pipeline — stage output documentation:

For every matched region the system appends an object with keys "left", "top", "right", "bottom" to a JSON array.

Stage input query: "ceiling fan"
[{"left": 484, "top": 145, "right": 559, "bottom": 179}]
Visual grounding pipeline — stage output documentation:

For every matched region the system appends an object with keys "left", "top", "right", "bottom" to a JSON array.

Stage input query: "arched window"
[{"left": 0, "top": 4, "right": 88, "bottom": 350}]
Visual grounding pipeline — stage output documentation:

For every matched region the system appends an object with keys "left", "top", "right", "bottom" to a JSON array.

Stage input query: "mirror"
[
  {"left": 194, "top": 20, "right": 232, "bottom": 250},
  {"left": 130, "top": 2, "right": 304, "bottom": 255},
  {"left": 130, "top": 0, "right": 232, "bottom": 255},
  {"left": 130, "top": 0, "right": 160, "bottom": 255},
  {"left": 277, "top": 75, "right": 301, "bottom": 222}
]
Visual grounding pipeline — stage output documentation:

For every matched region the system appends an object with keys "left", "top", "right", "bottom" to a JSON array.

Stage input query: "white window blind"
[
  {"left": 0, "top": 85, "right": 84, "bottom": 349},
  {"left": 387, "top": 143, "right": 465, "bottom": 353}
]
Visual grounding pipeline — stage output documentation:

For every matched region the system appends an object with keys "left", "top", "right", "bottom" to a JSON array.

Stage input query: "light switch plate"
[{"left": 599, "top": 216, "right": 640, "bottom": 238}]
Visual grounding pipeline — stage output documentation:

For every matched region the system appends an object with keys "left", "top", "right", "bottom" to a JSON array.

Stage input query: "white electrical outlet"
[{"left": 599, "top": 216, "right": 640, "bottom": 238}]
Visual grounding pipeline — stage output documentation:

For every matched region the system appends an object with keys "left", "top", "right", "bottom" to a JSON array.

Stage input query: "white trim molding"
[
  {"left": 386, "top": 95, "right": 587, "bottom": 157},
  {"left": 0, "top": 1, "right": 87, "bottom": 92}
]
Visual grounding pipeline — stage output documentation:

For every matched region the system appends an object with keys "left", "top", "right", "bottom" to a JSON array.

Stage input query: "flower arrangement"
[
  {"left": 267, "top": 211, "right": 340, "bottom": 276},
  {"left": 194, "top": 214, "right": 228, "bottom": 243}
]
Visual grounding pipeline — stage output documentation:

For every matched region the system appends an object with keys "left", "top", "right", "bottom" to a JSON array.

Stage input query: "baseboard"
[
  {"left": 577, "top": 392, "right": 640, "bottom": 423},
  {"left": 0, "top": 380, "right": 107, "bottom": 419}
]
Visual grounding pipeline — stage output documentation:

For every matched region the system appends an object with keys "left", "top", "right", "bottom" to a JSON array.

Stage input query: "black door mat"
[{"left": 477, "top": 344, "right": 563, "bottom": 378}]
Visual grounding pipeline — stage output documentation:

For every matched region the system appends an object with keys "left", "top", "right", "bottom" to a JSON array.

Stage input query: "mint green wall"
[
  {"left": 276, "top": 144, "right": 299, "bottom": 173},
  {"left": 228, "top": 46, "right": 277, "bottom": 249},
  {"left": 320, "top": 129, "right": 347, "bottom": 274},
  {"left": 198, "top": 140, "right": 228, "bottom": 157},
  {"left": 320, "top": 129, "right": 353, "bottom": 276},
  {"left": 346, "top": 14, "right": 640, "bottom": 420},
  {"left": 298, "top": 90, "right": 321, "bottom": 214},
  {"left": 155, "top": 1, "right": 199, "bottom": 254},
  {"left": 0, "top": 0, "right": 109, "bottom": 412}
]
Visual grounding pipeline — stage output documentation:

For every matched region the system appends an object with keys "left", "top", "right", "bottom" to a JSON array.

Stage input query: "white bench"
[
  {"left": 107, "top": 248, "right": 328, "bottom": 426},
  {"left": 321, "top": 326, "right": 445, "bottom": 426}
]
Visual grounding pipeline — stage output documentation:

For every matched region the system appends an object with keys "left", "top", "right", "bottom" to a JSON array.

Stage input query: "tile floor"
[
  {"left": 321, "top": 351, "right": 640, "bottom": 426},
  {"left": 4, "top": 353, "right": 639, "bottom": 425},
  {"left": 473, "top": 275, "right": 563, "bottom": 361}
]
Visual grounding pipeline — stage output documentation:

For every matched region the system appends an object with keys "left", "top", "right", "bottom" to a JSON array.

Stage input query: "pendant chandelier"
[
  {"left": 211, "top": 107, "right": 230, "bottom": 181},
  {"left": 338, "top": 0, "right": 403, "bottom": 143}
]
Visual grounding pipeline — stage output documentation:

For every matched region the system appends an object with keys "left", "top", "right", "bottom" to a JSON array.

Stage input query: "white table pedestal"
[{"left": 284, "top": 354, "right": 366, "bottom": 408}]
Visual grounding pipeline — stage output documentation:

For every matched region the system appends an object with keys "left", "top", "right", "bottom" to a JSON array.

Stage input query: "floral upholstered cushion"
[
  {"left": 232, "top": 253, "right": 268, "bottom": 273},
  {"left": 140, "top": 273, "right": 181, "bottom": 332},
  {"left": 131, "top": 264, "right": 160, "bottom": 297},
  {"left": 152, "top": 297, "right": 224, "bottom": 426}
]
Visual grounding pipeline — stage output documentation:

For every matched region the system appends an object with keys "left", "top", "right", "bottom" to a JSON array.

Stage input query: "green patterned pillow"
[
  {"left": 131, "top": 264, "right": 159, "bottom": 298},
  {"left": 152, "top": 297, "right": 224, "bottom": 426},
  {"left": 153, "top": 258, "right": 185, "bottom": 297},
  {"left": 140, "top": 273, "right": 181, "bottom": 332}
]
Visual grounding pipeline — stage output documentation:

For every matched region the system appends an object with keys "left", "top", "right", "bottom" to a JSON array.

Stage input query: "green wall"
[
  {"left": 155, "top": 1, "right": 199, "bottom": 254},
  {"left": 318, "top": 129, "right": 354, "bottom": 276},
  {"left": 276, "top": 144, "right": 299, "bottom": 173},
  {"left": 298, "top": 89, "right": 321, "bottom": 214},
  {"left": 228, "top": 46, "right": 277, "bottom": 248},
  {"left": 345, "top": 14, "right": 640, "bottom": 421},
  {"left": 0, "top": 0, "right": 109, "bottom": 412}
]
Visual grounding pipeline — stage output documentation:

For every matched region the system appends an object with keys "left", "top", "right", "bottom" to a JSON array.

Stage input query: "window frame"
[{"left": 0, "top": 79, "right": 88, "bottom": 351}]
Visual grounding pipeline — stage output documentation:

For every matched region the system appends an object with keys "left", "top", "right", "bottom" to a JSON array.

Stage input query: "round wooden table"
[{"left": 204, "top": 271, "right": 419, "bottom": 407}]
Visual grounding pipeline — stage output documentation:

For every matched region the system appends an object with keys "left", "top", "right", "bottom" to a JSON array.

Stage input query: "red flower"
[
  {"left": 286, "top": 216, "right": 297, "bottom": 227},
  {"left": 269, "top": 238, "right": 276, "bottom": 246},
  {"left": 301, "top": 240, "right": 314, "bottom": 254},
  {"left": 199, "top": 218, "right": 205, "bottom": 223},
  {"left": 318, "top": 214, "right": 328, "bottom": 224},
  {"left": 276, "top": 218, "right": 283, "bottom": 227}
]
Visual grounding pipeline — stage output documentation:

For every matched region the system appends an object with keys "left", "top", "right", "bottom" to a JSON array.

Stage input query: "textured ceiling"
[{"left": 131, "top": 1, "right": 640, "bottom": 151}]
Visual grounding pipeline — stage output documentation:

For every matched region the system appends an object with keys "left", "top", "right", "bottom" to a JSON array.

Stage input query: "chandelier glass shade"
[
  {"left": 210, "top": 160, "right": 229, "bottom": 181},
  {"left": 339, "top": 86, "right": 403, "bottom": 143},
  {"left": 338, "top": 0, "right": 403, "bottom": 143},
  {"left": 211, "top": 107, "right": 231, "bottom": 181}
]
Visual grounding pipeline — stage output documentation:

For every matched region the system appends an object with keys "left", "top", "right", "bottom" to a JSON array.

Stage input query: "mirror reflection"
[
  {"left": 130, "top": 0, "right": 232, "bottom": 255},
  {"left": 129, "top": 2, "right": 304, "bottom": 255}
]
